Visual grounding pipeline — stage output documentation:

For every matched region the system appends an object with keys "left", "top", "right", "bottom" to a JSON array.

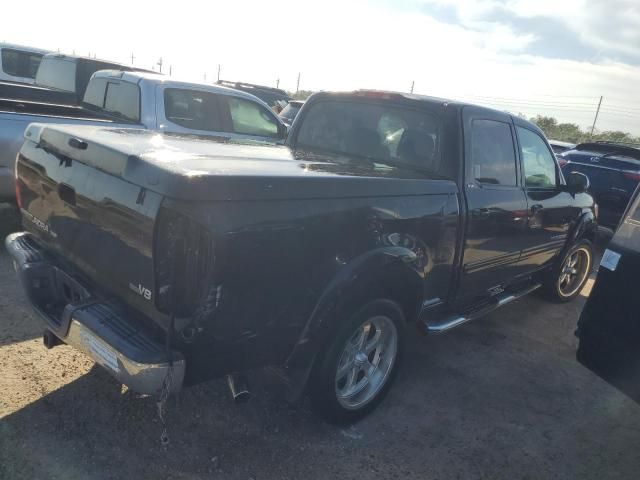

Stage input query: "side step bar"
[{"left": 425, "top": 283, "right": 542, "bottom": 334}]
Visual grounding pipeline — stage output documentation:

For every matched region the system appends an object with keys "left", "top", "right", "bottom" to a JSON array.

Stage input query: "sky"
[{"left": 3, "top": 0, "right": 640, "bottom": 135}]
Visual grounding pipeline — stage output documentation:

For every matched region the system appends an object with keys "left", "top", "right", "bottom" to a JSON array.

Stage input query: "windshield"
[{"left": 296, "top": 100, "right": 441, "bottom": 173}]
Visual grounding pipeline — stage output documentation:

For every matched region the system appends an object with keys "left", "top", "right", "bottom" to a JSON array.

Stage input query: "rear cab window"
[
  {"left": 470, "top": 119, "right": 518, "bottom": 186},
  {"left": 35, "top": 56, "right": 76, "bottom": 91},
  {"left": 83, "top": 78, "right": 140, "bottom": 122},
  {"left": 1, "top": 48, "right": 43, "bottom": 79},
  {"left": 294, "top": 99, "right": 449, "bottom": 178}
]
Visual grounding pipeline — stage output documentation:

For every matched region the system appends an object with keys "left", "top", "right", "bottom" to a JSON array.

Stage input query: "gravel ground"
[{"left": 1, "top": 208, "right": 639, "bottom": 480}]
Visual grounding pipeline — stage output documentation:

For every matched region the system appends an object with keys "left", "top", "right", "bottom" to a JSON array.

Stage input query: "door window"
[
  {"left": 225, "top": 96, "right": 279, "bottom": 138},
  {"left": 470, "top": 119, "right": 517, "bottom": 185},
  {"left": 517, "top": 127, "right": 558, "bottom": 188},
  {"left": 164, "top": 88, "right": 224, "bottom": 132}
]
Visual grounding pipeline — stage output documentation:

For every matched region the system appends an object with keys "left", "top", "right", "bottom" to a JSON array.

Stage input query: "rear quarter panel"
[{"left": 165, "top": 188, "right": 459, "bottom": 375}]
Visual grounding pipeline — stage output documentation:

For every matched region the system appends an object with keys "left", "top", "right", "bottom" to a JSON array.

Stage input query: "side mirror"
[{"left": 566, "top": 171, "right": 590, "bottom": 194}]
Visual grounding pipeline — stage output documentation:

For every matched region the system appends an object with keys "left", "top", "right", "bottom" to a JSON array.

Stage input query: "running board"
[{"left": 424, "top": 283, "right": 542, "bottom": 334}]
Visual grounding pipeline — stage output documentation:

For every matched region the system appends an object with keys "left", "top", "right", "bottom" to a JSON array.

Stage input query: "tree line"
[{"left": 528, "top": 115, "right": 639, "bottom": 145}]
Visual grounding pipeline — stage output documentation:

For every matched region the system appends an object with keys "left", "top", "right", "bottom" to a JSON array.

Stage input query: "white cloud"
[{"left": 2, "top": 0, "right": 640, "bottom": 134}]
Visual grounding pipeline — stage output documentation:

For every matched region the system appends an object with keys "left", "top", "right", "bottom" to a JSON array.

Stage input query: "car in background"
[
  {"left": 279, "top": 100, "right": 304, "bottom": 126},
  {"left": 0, "top": 70, "right": 287, "bottom": 202},
  {"left": 0, "top": 43, "right": 50, "bottom": 84},
  {"left": 577, "top": 183, "right": 640, "bottom": 404},
  {"left": 548, "top": 139, "right": 577, "bottom": 154},
  {"left": 559, "top": 141, "right": 640, "bottom": 229},
  {"left": 0, "top": 53, "right": 154, "bottom": 106},
  {"left": 217, "top": 80, "right": 291, "bottom": 108}
]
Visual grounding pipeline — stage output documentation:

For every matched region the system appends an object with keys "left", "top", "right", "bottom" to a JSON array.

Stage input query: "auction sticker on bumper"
[
  {"left": 80, "top": 329, "right": 120, "bottom": 373},
  {"left": 600, "top": 249, "right": 621, "bottom": 272}
]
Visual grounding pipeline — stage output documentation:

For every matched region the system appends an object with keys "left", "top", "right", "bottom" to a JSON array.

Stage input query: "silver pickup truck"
[{"left": 0, "top": 70, "right": 287, "bottom": 201}]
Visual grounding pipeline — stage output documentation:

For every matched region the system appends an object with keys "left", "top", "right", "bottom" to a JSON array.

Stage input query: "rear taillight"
[
  {"left": 557, "top": 157, "right": 568, "bottom": 168},
  {"left": 154, "top": 207, "right": 215, "bottom": 317},
  {"left": 623, "top": 171, "right": 640, "bottom": 182}
]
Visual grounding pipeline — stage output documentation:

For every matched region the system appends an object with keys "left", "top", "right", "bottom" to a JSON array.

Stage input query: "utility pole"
[
  {"left": 276, "top": 78, "right": 280, "bottom": 89},
  {"left": 130, "top": 52, "right": 135, "bottom": 65},
  {"left": 169, "top": 65, "right": 172, "bottom": 76},
  {"left": 157, "top": 57, "right": 163, "bottom": 73},
  {"left": 410, "top": 81, "right": 414, "bottom": 94},
  {"left": 590, "top": 96, "right": 603, "bottom": 139},
  {"left": 217, "top": 64, "right": 221, "bottom": 81},
  {"left": 296, "top": 72, "right": 301, "bottom": 93}
]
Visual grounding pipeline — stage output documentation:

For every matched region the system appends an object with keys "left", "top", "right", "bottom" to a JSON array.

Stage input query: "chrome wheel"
[
  {"left": 335, "top": 315, "right": 398, "bottom": 410},
  {"left": 558, "top": 246, "right": 591, "bottom": 298}
]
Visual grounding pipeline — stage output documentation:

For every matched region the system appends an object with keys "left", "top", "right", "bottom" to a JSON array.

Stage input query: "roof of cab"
[
  {"left": 0, "top": 43, "right": 50, "bottom": 55},
  {"left": 92, "top": 69, "right": 280, "bottom": 108},
  {"left": 309, "top": 89, "right": 545, "bottom": 135}
]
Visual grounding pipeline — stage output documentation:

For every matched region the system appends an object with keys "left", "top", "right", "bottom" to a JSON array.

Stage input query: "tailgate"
[{"left": 16, "top": 124, "right": 164, "bottom": 322}]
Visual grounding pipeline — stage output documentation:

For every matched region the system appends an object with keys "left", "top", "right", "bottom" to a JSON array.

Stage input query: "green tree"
[{"left": 530, "top": 115, "right": 640, "bottom": 145}]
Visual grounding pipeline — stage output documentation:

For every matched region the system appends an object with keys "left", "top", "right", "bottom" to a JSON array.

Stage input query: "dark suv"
[{"left": 559, "top": 142, "right": 640, "bottom": 228}]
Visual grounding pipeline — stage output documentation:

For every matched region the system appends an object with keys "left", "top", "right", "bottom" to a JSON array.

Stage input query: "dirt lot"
[{"left": 1, "top": 208, "right": 640, "bottom": 480}]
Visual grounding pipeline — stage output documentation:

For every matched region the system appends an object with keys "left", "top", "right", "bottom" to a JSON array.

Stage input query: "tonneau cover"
[{"left": 26, "top": 124, "right": 458, "bottom": 201}]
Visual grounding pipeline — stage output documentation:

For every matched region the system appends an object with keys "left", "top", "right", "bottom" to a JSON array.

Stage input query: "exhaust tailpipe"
[
  {"left": 43, "top": 329, "right": 62, "bottom": 349},
  {"left": 226, "top": 373, "right": 251, "bottom": 404}
]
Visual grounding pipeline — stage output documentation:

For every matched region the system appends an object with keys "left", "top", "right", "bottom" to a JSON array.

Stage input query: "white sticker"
[
  {"left": 600, "top": 249, "right": 621, "bottom": 272},
  {"left": 80, "top": 330, "right": 120, "bottom": 372}
]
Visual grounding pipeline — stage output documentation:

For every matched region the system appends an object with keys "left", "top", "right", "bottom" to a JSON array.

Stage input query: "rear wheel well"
[{"left": 338, "top": 265, "right": 423, "bottom": 326}]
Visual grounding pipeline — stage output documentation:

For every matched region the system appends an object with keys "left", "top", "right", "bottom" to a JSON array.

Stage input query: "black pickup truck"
[{"left": 6, "top": 90, "right": 596, "bottom": 423}]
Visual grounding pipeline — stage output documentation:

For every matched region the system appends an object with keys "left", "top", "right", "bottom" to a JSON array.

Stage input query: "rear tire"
[
  {"left": 545, "top": 239, "right": 593, "bottom": 303},
  {"left": 308, "top": 299, "right": 405, "bottom": 424}
]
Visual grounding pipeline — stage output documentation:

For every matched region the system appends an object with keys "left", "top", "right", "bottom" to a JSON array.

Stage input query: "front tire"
[
  {"left": 545, "top": 239, "right": 593, "bottom": 302},
  {"left": 309, "top": 299, "right": 404, "bottom": 424}
]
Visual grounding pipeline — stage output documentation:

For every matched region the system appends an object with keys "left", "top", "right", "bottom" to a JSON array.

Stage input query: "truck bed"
[{"left": 0, "top": 108, "right": 136, "bottom": 200}]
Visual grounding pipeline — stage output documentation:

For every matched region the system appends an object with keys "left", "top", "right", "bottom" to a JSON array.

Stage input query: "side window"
[
  {"left": 225, "top": 97, "right": 279, "bottom": 138},
  {"left": 104, "top": 81, "right": 140, "bottom": 122},
  {"left": 517, "top": 127, "right": 558, "bottom": 188},
  {"left": 164, "top": 88, "right": 223, "bottom": 132},
  {"left": 470, "top": 119, "right": 517, "bottom": 185},
  {"left": 82, "top": 77, "right": 108, "bottom": 108}
]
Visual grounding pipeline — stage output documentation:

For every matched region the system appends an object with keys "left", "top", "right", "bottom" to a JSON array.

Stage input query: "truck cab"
[{"left": 7, "top": 89, "right": 595, "bottom": 424}]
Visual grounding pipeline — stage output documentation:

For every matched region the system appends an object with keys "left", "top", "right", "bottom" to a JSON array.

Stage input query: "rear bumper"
[{"left": 5, "top": 231, "right": 184, "bottom": 395}]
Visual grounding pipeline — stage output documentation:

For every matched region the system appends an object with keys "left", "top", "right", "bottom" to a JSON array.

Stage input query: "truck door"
[
  {"left": 456, "top": 107, "right": 529, "bottom": 306},
  {"left": 514, "top": 123, "right": 576, "bottom": 268}
]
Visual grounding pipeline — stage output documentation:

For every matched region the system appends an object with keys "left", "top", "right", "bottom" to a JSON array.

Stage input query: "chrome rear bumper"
[{"left": 5, "top": 231, "right": 184, "bottom": 395}]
